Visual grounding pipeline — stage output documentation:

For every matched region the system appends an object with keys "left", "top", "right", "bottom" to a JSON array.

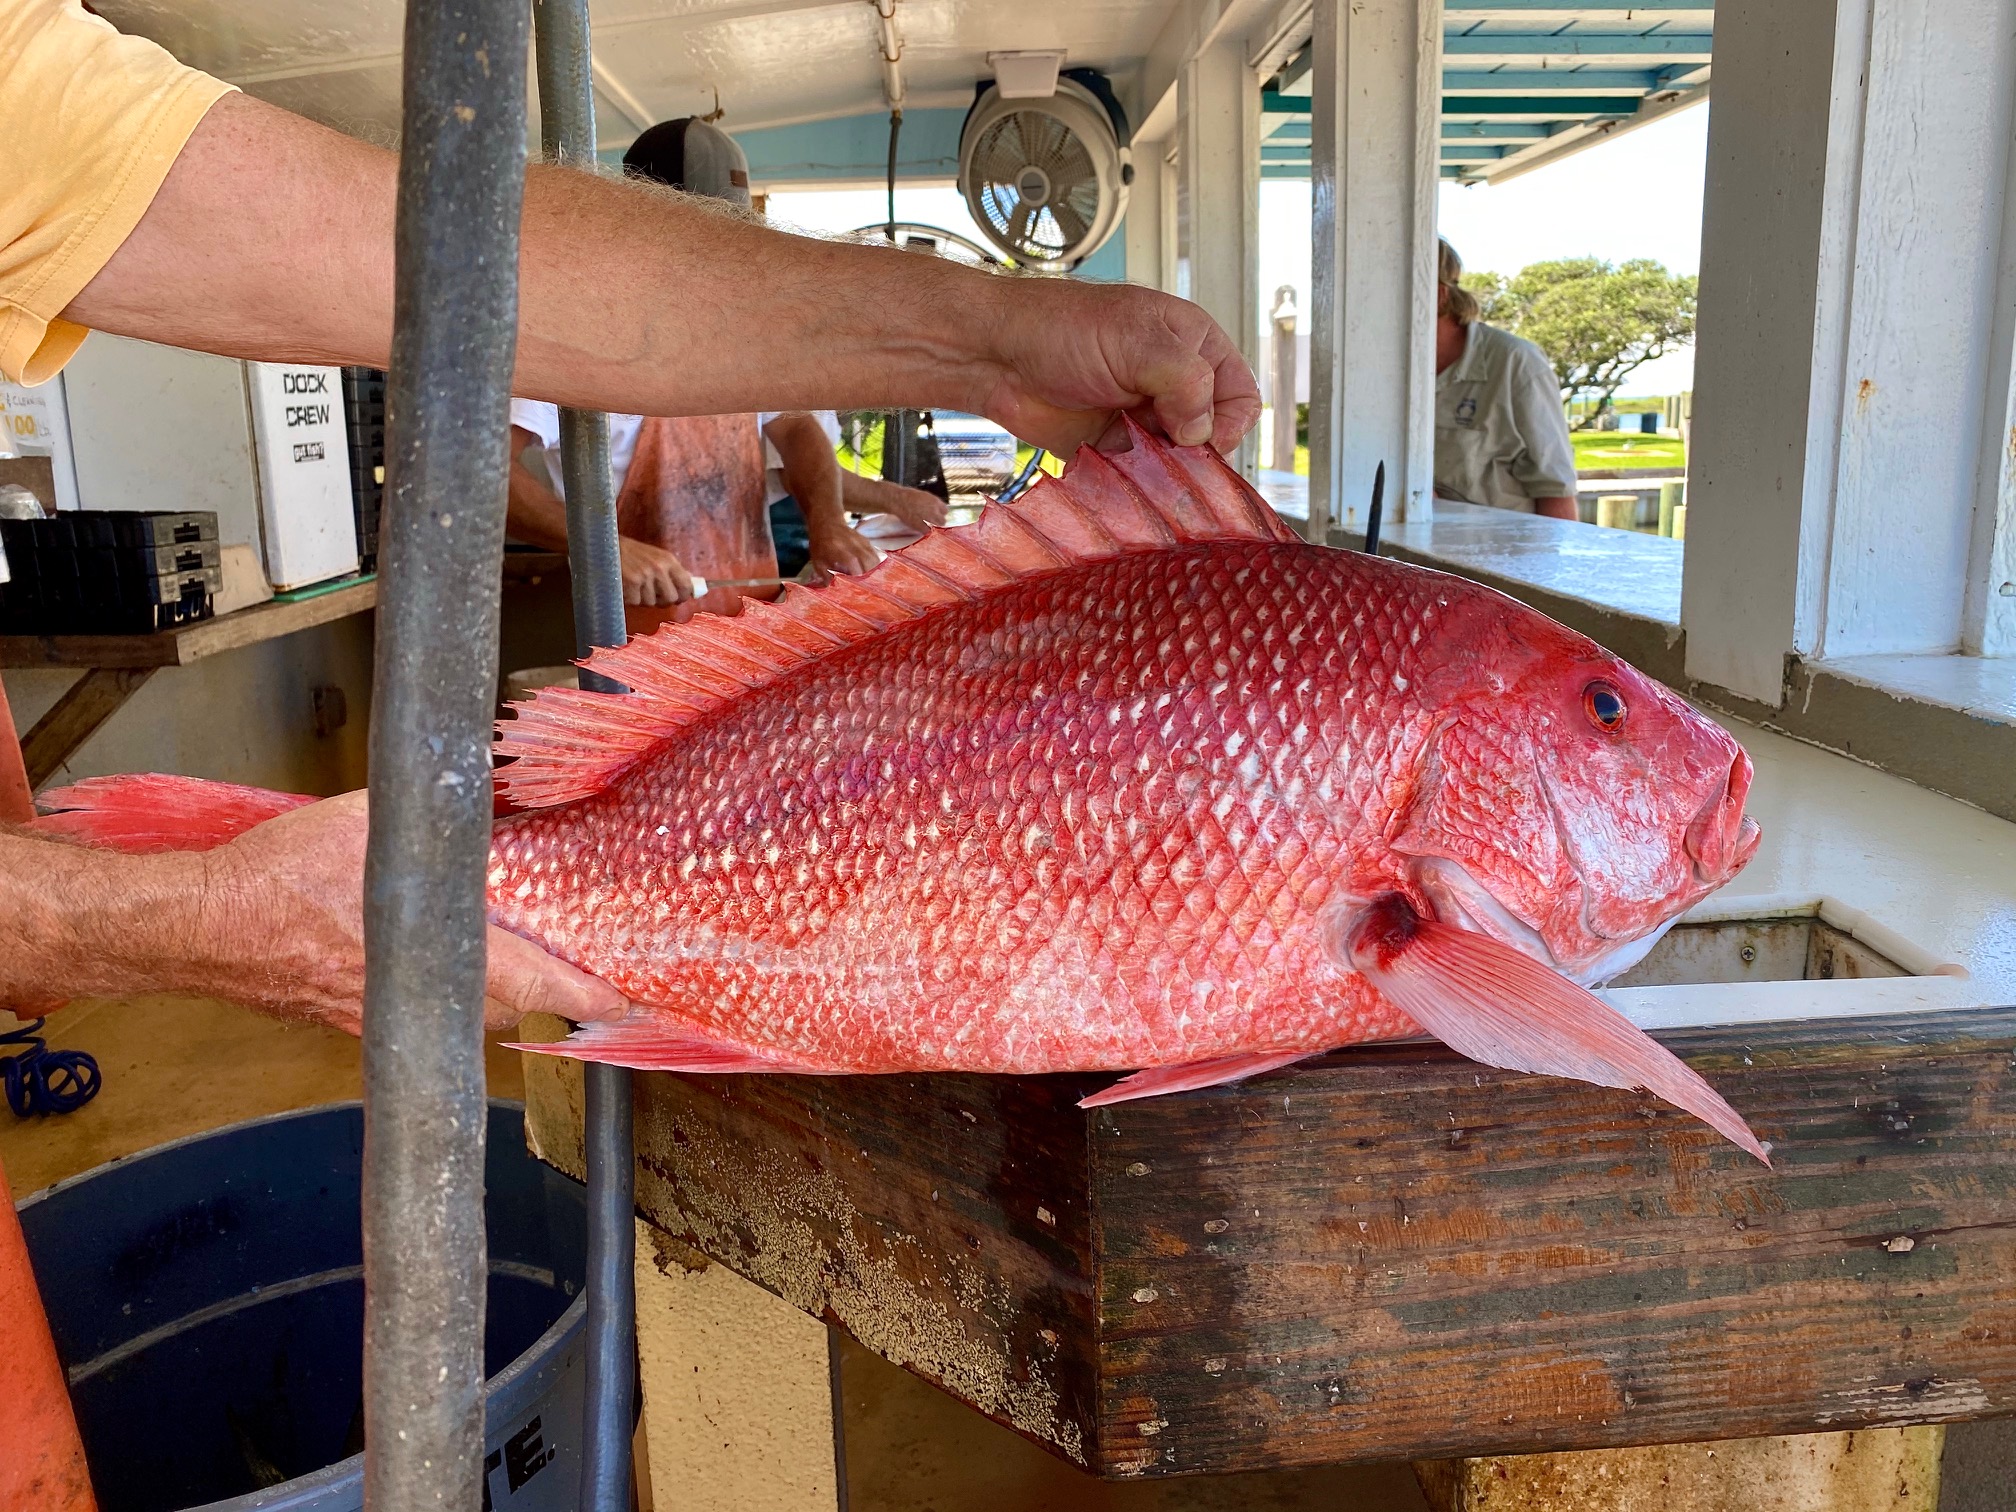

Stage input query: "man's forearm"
[
  {"left": 770, "top": 419, "right": 846, "bottom": 526},
  {"left": 0, "top": 831, "right": 238, "bottom": 1010},
  {"left": 69, "top": 98, "right": 993, "bottom": 425},
  {"left": 506, "top": 459, "right": 573, "bottom": 552},
  {"left": 66, "top": 96, "right": 1252, "bottom": 453}
]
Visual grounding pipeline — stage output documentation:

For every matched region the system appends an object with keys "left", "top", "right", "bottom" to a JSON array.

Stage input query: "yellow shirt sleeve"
[{"left": 0, "top": 0, "right": 237, "bottom": 386}]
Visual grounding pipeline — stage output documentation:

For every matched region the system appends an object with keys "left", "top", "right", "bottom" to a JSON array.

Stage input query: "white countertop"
[{"left": 1610, "top": 715, "right": 2016, "bottom": 1032}]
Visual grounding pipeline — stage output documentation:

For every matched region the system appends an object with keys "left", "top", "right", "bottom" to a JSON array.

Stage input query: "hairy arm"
[
  {"left": 0, "top": 802, "right": 624, "bottom": 1033},
  {"left": 841, "top": 471, "right": 949, "bottom": 532},
  {"left": 67, "top": 95, "right": 1257, "bottom": 454},
  {"left": 766, "top": 413, "right": 876, "bottom": 578}
]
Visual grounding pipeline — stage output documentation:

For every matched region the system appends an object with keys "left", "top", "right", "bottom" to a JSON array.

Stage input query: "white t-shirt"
[
  {"left": 756, "top": 410, "right": 841, "bottom": 507},
  {"left": 1433, "top": 321, "right": 1578, "bottom": 513},
  {"left": 508, "top": 398, "right": 641, "bottom": 501}
]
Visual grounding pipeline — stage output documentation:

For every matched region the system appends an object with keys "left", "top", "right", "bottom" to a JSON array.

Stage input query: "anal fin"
[
  {"left": 507, "top": 1013, "right": 841, "bottom": 1075},
  {"left": 1078, "top": 1050, "right": 1317, "bottom": 1108}
]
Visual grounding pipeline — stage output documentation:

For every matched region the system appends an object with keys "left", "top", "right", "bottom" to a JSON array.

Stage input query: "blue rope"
[{"left": 0, "top": 1019, "right": 101, "bottom": 1117}]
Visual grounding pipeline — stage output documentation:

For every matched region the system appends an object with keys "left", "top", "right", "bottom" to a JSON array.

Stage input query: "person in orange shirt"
[{"left": 505, "top": 120, "right": 886, "bottom": 630}]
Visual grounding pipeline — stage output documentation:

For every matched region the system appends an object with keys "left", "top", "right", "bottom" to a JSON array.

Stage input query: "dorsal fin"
[{"left": 493, "top": 420, "right": 1298, "bottom": 809}]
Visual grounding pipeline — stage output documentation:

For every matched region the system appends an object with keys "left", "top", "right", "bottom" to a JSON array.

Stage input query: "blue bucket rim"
[{"left": 15, "top": 1096, "right": 589, "bottom": 1511}]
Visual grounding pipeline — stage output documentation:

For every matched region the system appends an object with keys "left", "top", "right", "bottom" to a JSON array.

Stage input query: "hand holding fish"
[
  {"left": 14, "top": 787, "right": 626, "bottom": 1035},
  {"left": 969, "top": 277, "right": 1262, "bottom": 456}
]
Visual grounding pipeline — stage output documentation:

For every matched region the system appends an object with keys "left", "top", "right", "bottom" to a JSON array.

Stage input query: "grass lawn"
[{"left": 1572, "top": 431, "right": 1686, "bottom": 472}]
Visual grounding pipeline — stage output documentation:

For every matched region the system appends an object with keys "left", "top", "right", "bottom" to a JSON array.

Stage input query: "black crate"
[
  {"left": 341, "top": 367, "right": 386, "bottom": 570},
  {"left": 0, "top": 510, "right": 221, "bottom": 634}
]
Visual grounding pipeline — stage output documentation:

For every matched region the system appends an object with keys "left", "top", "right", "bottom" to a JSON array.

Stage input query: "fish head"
[{"left": 1389, "top": 598, "right": 1760, "bottom": 986}]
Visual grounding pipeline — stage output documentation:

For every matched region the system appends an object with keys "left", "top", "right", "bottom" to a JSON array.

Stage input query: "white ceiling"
[{"left": 97, "top": 0, "right": 1184, "bottom": 148}]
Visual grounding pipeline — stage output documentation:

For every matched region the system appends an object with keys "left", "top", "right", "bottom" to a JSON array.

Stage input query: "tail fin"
[
  {"left": 1341, "top": 895, "right": 1770, "bottom": 1164},
  {"left": 32, "top": 774, "right": 313, "bottom": 853}
]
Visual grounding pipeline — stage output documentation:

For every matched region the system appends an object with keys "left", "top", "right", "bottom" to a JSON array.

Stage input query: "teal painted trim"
[
  {"left": 1261, "top": 165, "right": 1312, "bottom": 180},
  {"left": 1266, "top": 120, "right": 1313, "bottom": 142},
  {"left": 1264, "top": 89, "right": 1643, "bottom": 119},
  {"left": 732, "top": 107, "right": 969, "bottom": 183},
  {"left": 1443, "top": 32, "right": 1712, "bottom": 56},
  {"left": 1440, "top": 144, "right": 1506, "bottom": 161},
  {"left": 1262, "top": 144, "right": 1312, "bottom": 160},
  {"left": 1447, "top": 0, "right": 1708, "bottom": 10},
  {"left": 1443, "top": 121, "right": 1550, "bottom": 139},
  {"left": 1441, "top": 69, "right": 1659, "bottom": 90},
  {"left": 1442, "top": 95, "right": 1639, "bottom": 114}
]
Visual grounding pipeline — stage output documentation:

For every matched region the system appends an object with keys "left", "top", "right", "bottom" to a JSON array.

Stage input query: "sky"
[
  {"left": 769, "top": 100, "right": 1710, "bottom": 398},
  {"left": 1259, "top": 101, "right": 1710, "bottom": 397}
]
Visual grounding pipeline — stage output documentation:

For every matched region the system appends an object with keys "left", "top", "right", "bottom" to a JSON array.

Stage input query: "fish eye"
[{"left": 1583, "top": 680, "right": 1627, "bottom": 733}]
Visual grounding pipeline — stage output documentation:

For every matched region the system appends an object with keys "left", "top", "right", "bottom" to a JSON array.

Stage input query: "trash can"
[{"left": 16, "top": 1101, "right": 587, "bottom": 1512}]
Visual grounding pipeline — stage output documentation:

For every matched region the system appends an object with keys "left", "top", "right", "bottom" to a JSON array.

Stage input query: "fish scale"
[{"left": 489, "top": 540, "right": 1428, "bottom": 1072}]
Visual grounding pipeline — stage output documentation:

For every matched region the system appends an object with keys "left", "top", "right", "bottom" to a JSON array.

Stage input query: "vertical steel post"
[
  {"left": 531, "top": 2, "right": 638, "bottom": 1504},
  {"left": 362, "top": 0, "right": 526, "bottom": 1503}
]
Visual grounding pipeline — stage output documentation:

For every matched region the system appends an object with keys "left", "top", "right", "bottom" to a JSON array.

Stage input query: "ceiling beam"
[
  {"left": 1463, "top": 75, "right": 1707, "bottom": 183},
  {"left": 1447, "top": 1, "right": 1708, "bottom": 11},
  {"left": 1441, "top": 69, "right": 1659, "bottom": 91},
  {"left": 1443, "top": 32, "right": 1713, "bottom": 57},
  {"left": 1442, "top": 120, "right": 1551, "bottom": 139},
  {"left": 591, "top": 59, "right": 656, "bottom": 135}
]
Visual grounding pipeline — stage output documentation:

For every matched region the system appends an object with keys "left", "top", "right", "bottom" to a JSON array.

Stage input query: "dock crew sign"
[{"left": 246, "top": 363, "right": 361, "bottom": 589}]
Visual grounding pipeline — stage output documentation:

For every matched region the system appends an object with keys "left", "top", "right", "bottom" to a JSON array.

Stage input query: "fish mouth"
[{"left": 1684, "top": 750, "right": 1761, "bottom": 885}]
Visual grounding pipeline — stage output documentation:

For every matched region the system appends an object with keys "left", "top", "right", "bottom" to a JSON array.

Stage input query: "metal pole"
[
  {"left": 362, "top": 0, "right": 526, "bottom": 1503},
  {"left": 531, "top": 1, "right": 638, "bottom": 1504}
]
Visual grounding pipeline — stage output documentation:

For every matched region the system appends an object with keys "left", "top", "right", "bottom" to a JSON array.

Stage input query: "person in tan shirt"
[
  {"left": 1432, "top": 239, "right": 1580, "bottom": 521},
  {"left": 0, "top": 0, "right": 1259, "bottom": 1027}
]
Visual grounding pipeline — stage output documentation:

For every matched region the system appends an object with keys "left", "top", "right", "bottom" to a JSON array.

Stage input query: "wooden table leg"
[
  {"left": 1414, "top": 1427, "right": 1945, "bottom": 1511},
  {"left": 20, "top": 667, "right": 155, "bottom": 789},
  {"left": 0, "top": 674, "right": 33, "bottom": 822},
  {"left": 633, "top": 1220, "right": 846, "bottom": 1512}
]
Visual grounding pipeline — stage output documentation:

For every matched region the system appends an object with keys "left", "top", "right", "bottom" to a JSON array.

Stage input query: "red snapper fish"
[{"left": 37, "top": 426, "right": 1765, "bottom": 1157}]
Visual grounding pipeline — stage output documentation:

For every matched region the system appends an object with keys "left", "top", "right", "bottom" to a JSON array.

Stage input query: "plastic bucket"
[{"left": 16, "top": 1100, "right": 586, "bottom": 1511}]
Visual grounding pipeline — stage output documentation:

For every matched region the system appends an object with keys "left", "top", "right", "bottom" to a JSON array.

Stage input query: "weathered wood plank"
[
  {"left": 1413, "top": 1427, "right": 1945, "bottom": 1511},
  {"left": 1091, "top": 1017, "right": 2016, "bottom": 1473},
  {"left": 0, "top": 577, "right": 378, "bottom": 670},
  {"left": 627, "top": 1069, "right": 1104, "bottom": 1466},
  {"left": 21, "top": 667, "right": 155, "bottom": 786},
  {"left": 531, "top": 1009, "right": 2016, "bottom": 1477}
]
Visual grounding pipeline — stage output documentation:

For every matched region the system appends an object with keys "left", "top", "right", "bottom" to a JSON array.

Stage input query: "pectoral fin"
[{"left": 1338, "top": 895, "right": 1769, "bottom": 1163}]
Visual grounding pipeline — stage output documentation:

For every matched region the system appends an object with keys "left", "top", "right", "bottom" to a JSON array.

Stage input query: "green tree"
[{"left": 1460, "top": 257, "right": 1696, "bottom": 430}]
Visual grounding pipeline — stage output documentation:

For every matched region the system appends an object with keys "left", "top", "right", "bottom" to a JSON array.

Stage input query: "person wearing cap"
[
  {"left": 1433, "top": 239, "right": 1579, "bottom": 521},
  {"left": 0, "top": 0, "right": 1257, "bottom": 1028},
  {"left": 508, "top": 118, "right": 825, "bottom": 630}
]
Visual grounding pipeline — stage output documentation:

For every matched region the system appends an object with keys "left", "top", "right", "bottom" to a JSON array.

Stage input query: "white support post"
[
  {"left": 1685, "top": 0, "right": 2016, "bottom": 702},
  {"left": 1306, "top": 0, "right": 1442, "bottom": 540},
  {"left": 1964, "top": 90, "right": 2016, "bottom": 658},
  {"left": 1177, "top": 37, "right": 1261, "bottom": 475},
  {"left": 1124, "top": 135, "right": 1170, "bottom": 291}
]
